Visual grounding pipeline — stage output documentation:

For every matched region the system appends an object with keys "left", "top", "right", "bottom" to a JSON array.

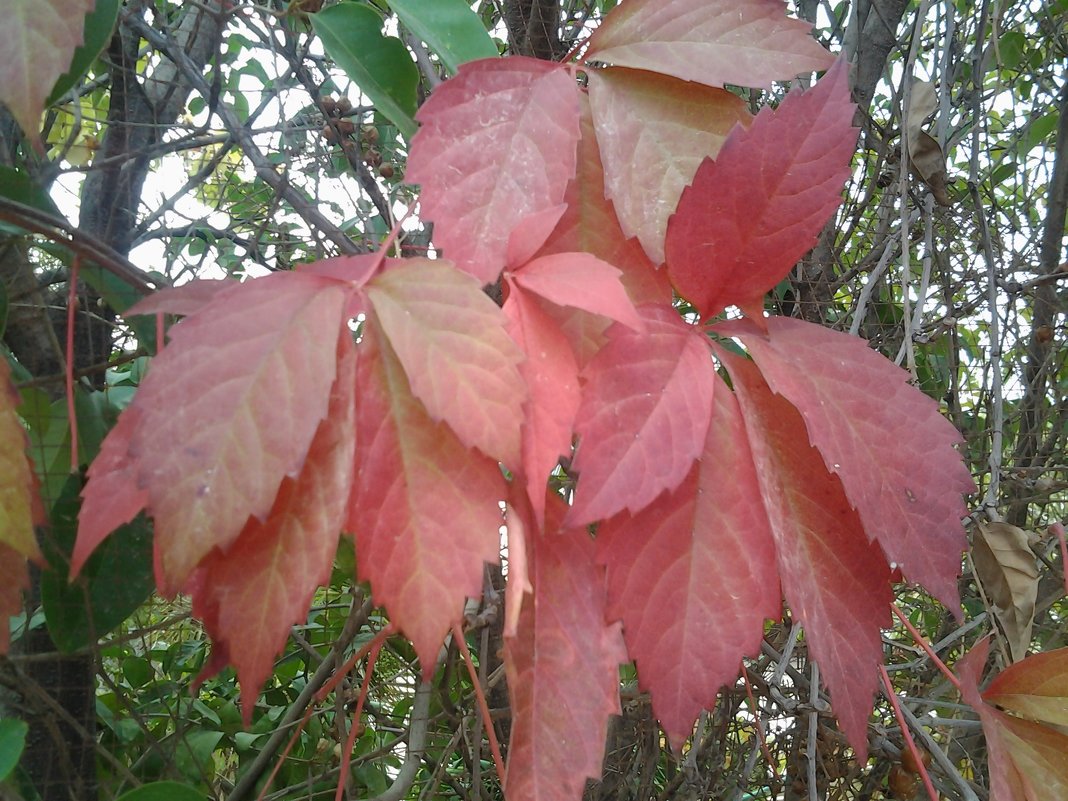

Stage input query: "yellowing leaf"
[
  {"left": 0, "top": 359, "right": 42, "bottom": 562},
  {"left": 0, "top": 544, "right": 30, "bottom": 653}
]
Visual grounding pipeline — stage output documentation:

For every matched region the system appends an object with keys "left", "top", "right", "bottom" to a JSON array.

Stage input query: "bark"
[{"left": 502, "top": 0, "right": 563, "bottom": 61}]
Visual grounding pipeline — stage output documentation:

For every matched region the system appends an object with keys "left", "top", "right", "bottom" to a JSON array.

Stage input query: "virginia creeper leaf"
[
  {"left": 598, "top": 375, "right": 779, "bottom": 750},
  {"left": 0, "top": 545, "right": 29, "bottom": 653},
  {"left": 503, "top": 490, "right": 533, "bottom": 638},
  {"left": 384, "top": 0, "right": 499, "bottom": 75},
  {"left": 506, "top": 205, "right": 567, "bottom": 269},
  {"left": 189, "top": 333, "right": 356, "bottom": 723},
  {"left": 724, "top": 351, "right": 892, "bottom": 759},
  {"left": 126, "top": 278, "right": 240, "bottom": 318},
  {"left": 350, "top": 319, "right": 504, "bottom": 673},
  {"left": 0, "top": 358, "right": 42, "bottom": 562},
  {"left": 504, "top": 497, "right": 626, "bottom": 801},
  {"left": 582, "top": 0, "right": 833, "bottom": 90},
  {"left": 406, "top": 57, "right": 580, "bottom": 283},
  {"left": 665, "top": 59, "right": 857, "bottom": 321},
  {"left": 536, "top": 94, "right": 673, "bottom": 307},
  {"left": 0, "top": 0, "right": 96, "bottom": 146},
  {"left": 568, "top": 304, "right": 716, "bottom": 526},
  {"left": 81, "top": 272, "right": 351, "bottom": 594},
  {"left": 503, "top": 288, "right": 581, "bottom": 527},
  {"left": 721, "top": 316, "right": 975, "bottom": 612},
  {"left": 312, "top": 3, "right": 419, "bottom": 138},
  {"left": 985, "top": 646, "right": 1068, "bottom": 728},
  {"left": 587, "top": 68, "right": 751, "bottom": 264},
  {"left": 367, "top": 258, "right": 527, "bottom": 465},
  {"left": 511, "top": 252, "right": 643, "bottom": 331}
]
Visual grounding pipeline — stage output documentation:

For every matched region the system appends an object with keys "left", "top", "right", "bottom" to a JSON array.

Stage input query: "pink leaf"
[
  {"left": 506, "top": 205, "right": 568, "bottom": 269},
  {"left": 587, "top": 68, "right": 751, "bottom": 265},
  {"left": 721, "top": 316, "right": 974, "bottom": 612},
  {"left": 598, "top": 375, "right": 779, "bottom": 750},
  {"left": 406, "top": 58, "right": 581, "bottom": 283},
  {"left": 568, "top": 304, "right": 716, "bottom": 526},
  {"left": 188, "top": 332, "right": 356, "bottom": 723},
  {"left": 582, "top": 0, "right": 833, "bottom": 90},
  {"left": 367, "top": 258, "right": 527, "bottom": 465},
  {"left": 503, "top": 288, "right": 581, "bottom": 528},
  {"left": 504, "top": 497, "right": 626, "bottom": 801},
  {"left": 666, "top": 59, "right": 857, "bottom": 321},
  {"left": 511, "top": 252, "right": 643, "bottom": 330},
  {"left": 725, "top": 351, "right": 891, "bottom": 759},
  {"left": 350, "top": 319, "right": 504, "bottom": 673},
  {"left": 126, "top": 279, "right": 241, "bottom": 318}
]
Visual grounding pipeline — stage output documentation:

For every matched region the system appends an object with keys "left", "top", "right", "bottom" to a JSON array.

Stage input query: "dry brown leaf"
[
  {"left": 973, "top": 522, "right": 1039, "bottom": 663},
  {"left": 904, "top": 80, "right": 952, "bottom": 206}
]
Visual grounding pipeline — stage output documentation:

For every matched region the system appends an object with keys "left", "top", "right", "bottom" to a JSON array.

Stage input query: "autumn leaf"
[
  {"left": 723, "top": 351, "right": 892, "bottom": 758},
  {"left": 984, "top": 645, "right": 1068, "bottom": 728},
  {"left": 535, "top": 94, "right": 673, "bottom": 307},
  {"left": 0, "top": 0, "right": 96, "bottom": 147},
  {"left": 510, "top": 252, "right": 643, "bottom": 331},
  {"left": 972, "top": 522, "right": 1039, "bottom": 663},
  {"left": 587, "top": 68, "right": 751, "bottom": 265},
  {"left": 504, "top": 497, "right": 626, "bottom": 801},
  {"left": 568, "top": 304, "right": 716, "bottom": 526},
  {"left": 598, "top": 375, "right": 779, "bottom": 750},
  {"left": 0, "top": 546, "right": 29, "bottom": 653},
  {"left": 366, "top": 258, "right": 527, "bottom": 465},
  {"left": 78, "top": 271, "right": 353, "bottom": 595},
  {"left": 581, "top": 0, "right": 833, "bottom": 90},
  {"left": 188, "top": 333, "right": 357, "bottom": 724},
  {"left": 720, "top": 316, "right": 975, "bottom": 612},
  {"left": 405, "top": 57, "right": 581, "bottom": 283},
  {"left": 349, "top": 318, "right": 505, "bottom": 673},
  {"left": 666, "top": 59, "right": 857, "bottom": 322},
  {"left": 0, "top": 358, "right": 43, "bottom": 563},
  {"left": 126, "top": 278, "right": 241, "bottom": 318}
]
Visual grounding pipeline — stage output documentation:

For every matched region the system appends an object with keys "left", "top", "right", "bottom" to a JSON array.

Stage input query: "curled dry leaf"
[
  {"left": 973, "top": 522, "right": 1039, "bottom": 663},
  {"left": 904, "top": 79, "right": 952, "bottom": 206}
]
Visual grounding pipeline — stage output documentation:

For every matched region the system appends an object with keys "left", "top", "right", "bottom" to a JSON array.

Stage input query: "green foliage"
[{"left": 386, "top": 0, "right": 500, "bottom": 73}]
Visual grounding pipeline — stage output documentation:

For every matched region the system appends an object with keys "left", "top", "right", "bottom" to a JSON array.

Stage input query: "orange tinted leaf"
[
  {"left": 985, "top": 647, "right": 1068, "bottom": 729},
  {"left": 587, "top": 68, "right": 751, "bottom": 264},
  {"left": 504, "top": 498, "right": 626, "bottom": 801},
  {"left": 582, "top": 0, "right": 833, "bottom": 90},
  {"left": 0, "top": 544, "right": 29, "bottom": 653},
  {"left": 0, "top": 359, "right": 42, "bottom": 562},
  {"left": 512, "top": 253, "right": 643, "bottom": 330},
  {"left": 367, "top": 258, "right": 527, "bottom": 465},
  {"left": 599, "top": 376, "right": 779, "bottom": 749},
  {"left": 189, "top": 333, "right": 357, "bottom": 723},
  {"left": 406, "top": 58, "right": 580, "bottom": 283},
  {"left": 350, "top": 320, "right": 504, "bottom": 673}
]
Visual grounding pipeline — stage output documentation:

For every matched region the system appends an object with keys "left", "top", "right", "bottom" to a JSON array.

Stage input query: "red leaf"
[
  {"left": 0, "top": 545, "right": 29, "bottom": 653},
  {"left": 82, "top": 271, "right": 351, "bottom": 595},
  {"left": 724, "top": 351, "right": 891, "bottom": 759},
  {"left": 587, "top": 68, "right": 751, "bottom": 265},
  {"left": 511, "top": 252, "right": 643, "bottom": 331},
  {"left": 666, "top": 59, "right": 857, "bottom": 321},
  {"left": 188, "top": 332, "right": 356, "bottom": 723},
  {"left": 504, "top": 498, "right": 626, "bottom": 801},
  {"left": 126, "top": 279, "right": 241, "bottom": 317},
  {"left": 366, "top": 258, "right": 527, "bottom": 465},
  {"left": 582, "top": 0, "right": 833, "bottom": 90},
  {"left": 350, "top": 319, "right": 504, "bottom": 673},
  {"left": 985, "top": 647, "right": 1068, "bottom": 727},
  {"left": 506, "top": 205, "right": 568, "bottom": 269},
  {"left": 503, "top": 490, "right": 534, "bottom": 639},
  {"left": 503, "top": 289, "right": 581, "bottom": 528},
  {"left": 535, "top": 94, "right": 673, "bottom": 307},
  {"left": 721, "top": 317, "right": 974, "bottom": 612},
  {"left": 0, "top": 358, "right": 43, "bottom": 562},
  {"left": 568, "top": 304, "right": 715, "bottom": 526},
  {"left": 406, "top": 58, "right": 581, "bottom": 283},
  {"left": 598, "top": 375, "right": 779, "bottom": 750}
]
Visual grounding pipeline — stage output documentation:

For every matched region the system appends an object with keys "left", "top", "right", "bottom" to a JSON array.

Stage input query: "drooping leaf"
[
  {"left": 0, "top": 718, "right": 28, "bottom": 782},
  {"left": 582, "top": 0, "right": 833, "bottom": 90},
  {"left": 350, "top": 319, "right": 504, "bottom": 674},
  {"left": 78, "top": 272, "right": 352, "bottom": 594},
  {"left": 312, "top": 3, "right": 419, "bottom": 138},
  {"left": 189, "top": 333, "right": 356, "bottom": 722},
  {"left": 721, "top": 317, "right": 975, "bottom": 612},
  {"left": 46, "top": 0, "right": 119, "bottom": 105},
  {"left": 535, "top": 94, "right": 673, "bottom": 307},
  {"left": 503, "top": 288, "right": 581, "bottom": 528},
  {"left": 406, "top": 57, "right": 581, "bottom": 283},
  {"left": 972, "top": 522, "right": 1039, "bottom": 663},
  {"left": 587, "top": 67, "right": 751, "bottom": 265},
  {"left": 568, "top": 304, "right": 716, "bottom": 526},
  {"left": 42, "top": 477, "right": 153, "bottom": 653},
  {"left": 598, "top": 375, "right": 779, "bottom": 750},
  {"left": 724, "top": 351, "right": 892, "bottom": 758},
  {"left": 666, "top": 59, "right": 856, "bottom": 321},
  {"left": 367, "top": 258, "right": 527, "bottom": 465},
  {"left": 511, "top": 253, "right": 643, "bottom": 330},
  {"left": 0, "top": 358, "right": 42, "bottom": 562},
  {"left": 0, "top": 545, "right": 29, "bottom": 654},
  {"left": 504, "top": 497, "right": 626, "bottom": 801},
  {"left": 0, "top": 0, "right": 96, "bottom": 146},
  {"left": 385, "top": 0, "right": 499, "bottom": 75}
]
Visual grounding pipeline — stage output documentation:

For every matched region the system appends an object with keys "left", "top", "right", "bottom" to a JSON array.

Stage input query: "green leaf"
[
  {"left": 175, "top": 731, "right": 224, "bottom": 782},
  {"left": 40, "top": 476, "right": 154, "bottom": 653},
  {"left": 46, "top": 0, "right": 122, "bottom": 105},
  {"left": 312, "top": 4, "right": 419, "bottom": 139},
  {"left": 0, "top": 719, "right": 28, "bottom": 782},
  {"left": 114, "top": 781, "right": 207, "bottom": 801},
  {"left": 0, "top": 166, "right": 61, "bottom": 235},
  {"left": 386, "top": 0, "right": 498, "bottom": 74}
]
